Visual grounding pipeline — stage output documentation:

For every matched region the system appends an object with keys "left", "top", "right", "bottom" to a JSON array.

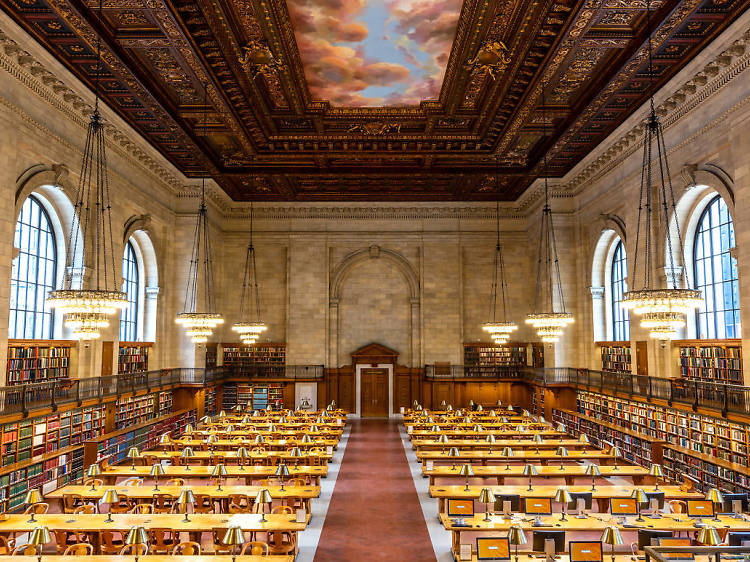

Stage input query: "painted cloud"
[{"left": 287, "top": 0, "right": 462, "bottom": 106}]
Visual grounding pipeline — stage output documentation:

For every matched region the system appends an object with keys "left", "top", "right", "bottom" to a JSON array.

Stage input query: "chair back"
[
  {"left": 130, "top": 504, "right": 153, "bottom": 514},
  {"left": 62, "top": 494, "right": 83, "bottom": 512},
  {"left": 119, "top": 544, "right": 148, "bottom": 556},
  {"left": 272, "top": 505, "right": 294, "bottom": 514},
  {"left": 24, "top": 503, "right": 49, "bottom": 515},
  {"left": 63, "top": 543, "right": 94, "bottom": 555},
  {"left": 74, "top": 504, "right": 97, "bottom": 514},
  {"left": 172, "top": 541, "right": 201, "bottom": 555},
  {"left": 241, "top": 541, "right": 269, "bottom": 555},
  {"left": 12, "top": 544, "right": 36, "bottom": 556},
  {"left": 166, "top": 478, "right": 185, "bottom": 486}
]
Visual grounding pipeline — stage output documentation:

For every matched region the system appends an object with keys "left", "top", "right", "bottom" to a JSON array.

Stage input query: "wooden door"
[
  {"left": 636, "top": 341, "right": 648, "bottom": 376},
  {"left": 361, "top": 369, "right": 388, "bottom": 417}
]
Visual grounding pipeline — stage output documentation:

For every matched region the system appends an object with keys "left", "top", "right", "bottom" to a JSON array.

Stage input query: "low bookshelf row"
[
  {"left": 598, "top": 342, "right": 631, "bottom": 373},
  {"left": 677, "top": 340, "right": 742, "bottom": 383},
  {"left": 222, "top": 382, "right": 285, "bottom": 410},
  {"left": 464, "top": 343, "right": 527, "bottom": 367},
  {"left": 552, "top": 409, "right": 661, "bottom": 467},
  {"left": 115, "top": 391, "right": 173, "bottom": 430},
  {"left": 531, "top": 386, "right": 545, "bottom": 417},
  {"left": 6, "top": 340, "right": 75, "bottom": 385},
  {"left": 222, "top": 344, "right": 285, "bottom": 376},
  {"left": 118, "top": 343, "right": 152, "bottom": 374}
]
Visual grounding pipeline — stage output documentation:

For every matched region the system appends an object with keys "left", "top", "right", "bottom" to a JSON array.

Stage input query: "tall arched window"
[
  {"left": 610, "top": 240, "right": 629, "bottom": 341},
  {"left": 10, "top": 195, "right": 57, "bottom": 339},
  {"left": 119, "top": 241, "right": 140, "bottom": 341},
  {"left": 693, "top": 195, "right": 740, "bottom": 338}
]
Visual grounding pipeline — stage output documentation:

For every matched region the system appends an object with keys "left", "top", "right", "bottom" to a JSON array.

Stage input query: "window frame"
[
  {"left": 610, "top": 239, "right": 630, "bottom": 341},
  {"left": 119, "top": 240, "right": 140, "bottom": 342}
]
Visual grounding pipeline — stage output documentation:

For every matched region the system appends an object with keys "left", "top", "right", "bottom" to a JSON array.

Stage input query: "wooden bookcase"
[
  {"left": 221, "top": 343, "right": 286, "bottom": 376},
  {"left": 117, "top": 342, "right": 152, "bottom": 374},
  {"left": 674, "top": 339, "right": 742, "bottom": 383},
  {"left": 463, "top": 343, "right": 527, "bottom": 376},
  {"left": 222, "top": 382, "right": 286, "bottom": 410},
  {"left": 205, "top": 387, "right": 217, "bottom": 416},
  {"left": 114, "top": 391, "right": 173, "bottom": 430},
  {"left": 6, "top": 340, "right": 76, "bottom": 385},
  {"left": 205, "top": 343, "right": 218, "bottom": 369},
  {"left": 597, "top": 341, "right": 632, "bottom": 373}
]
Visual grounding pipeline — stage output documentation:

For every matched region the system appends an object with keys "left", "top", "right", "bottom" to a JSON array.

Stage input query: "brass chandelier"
[
  {"left": 46, "top": 0, "right": 127, "bottom": 339},
  {"left": 482, "top": 156, "right": 517, "bottom": 345},
  {"left": 620, "top": 0, "right": 701, "bottom": 339},
  {"left": 232, "top": 202, "right": 267, "bottom": 345},
  {"left": 176, "top": 84, "right": 224, "bottom": 343},
  {"left": 525, "top": 85, "right": 574, "bottom": 343}
]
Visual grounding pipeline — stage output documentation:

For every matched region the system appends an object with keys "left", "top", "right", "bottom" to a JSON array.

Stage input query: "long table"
[
  {"left": 417, "top": 450, "right": 615, "bottom": 465},
  {"left": 138, "top": 450, "right": 333, "bottom": 464},
  {"left": 410, "top": 430, "right": 565, "bottom": 439},
  {"left": 423, "top": 464, "right": 651, "bottom": 486},
  {"left": 11, "top": 556, "right": 293, "bottom": 562},
  {"left": 102, "top": 465, "right": 327, "bottom": 485},
  {"left": 411, "top": 438, "right": 592, "bottom": 451}
]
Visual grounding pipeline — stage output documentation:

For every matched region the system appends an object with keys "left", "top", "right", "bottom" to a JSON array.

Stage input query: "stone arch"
[
  {"left": 330, "top": 245, "right": 419, "bottom": 301},
  {"left": 591, "top": 225, "right": 627, "bottom": 342},
  {"left": 120, "top": 215, "right": 160, "bottom": 342}
]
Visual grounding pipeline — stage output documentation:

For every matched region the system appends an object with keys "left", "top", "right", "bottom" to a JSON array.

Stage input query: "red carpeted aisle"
[{"left": 314, "top": 418, "right": 436, "bottom": 562}]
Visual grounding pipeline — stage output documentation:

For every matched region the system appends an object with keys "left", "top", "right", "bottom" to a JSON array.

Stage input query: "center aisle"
[{"left": 313, "top": 418, "right": 436, "bottom": 561}]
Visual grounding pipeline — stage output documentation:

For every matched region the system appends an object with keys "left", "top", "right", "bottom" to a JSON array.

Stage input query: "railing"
[
  {"left": 424, "top": 364, "right": 750, "bottom": 416},
  {"left": 229, "top": 364, "right": 325, "bottom": 380}
]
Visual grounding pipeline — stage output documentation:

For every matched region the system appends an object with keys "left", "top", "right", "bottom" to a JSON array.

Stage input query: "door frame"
[{"left": 355, "top": 363, "right": 393, "bottom": 418}]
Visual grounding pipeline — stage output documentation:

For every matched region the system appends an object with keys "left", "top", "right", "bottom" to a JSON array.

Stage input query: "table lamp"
[
  {"left": 555, "top": 446, "right": 569, "bottom": 469},
  {"left": 649, "top": 464, "right": 664, "bottom": 491},
  {"left": 448, "top": 447, "right": 461, "bottom": 470},
  {"left": 507, "top": 405, "right": 514, "bottom": 412},
  {"left": 501, "top": 447, "right": 514, "bottom": 471},
  {"left": 532, "top": 434, "right": 544, "bottom": 454},
  {"left": 254, "top": 435, "right": 265, "bottom": 445},
  {"left": 301, "top": 434, "right": 313, "bottom": 444},
  {"left": 100, "top": 489, "right": 119, "bottom": 523},
  {"left": 697, "top": 526, "right": 721, "bottom": 546},
  {"left": 159, "top": 433, "right": 171, "bottom": 448},
  {"left": 126, "top": 447, "right": 140, "bottom": 471},
  {"left": 489, "top": 410, "right": 496, "bottom": 418},
  {"left": 538, "top": 416, "right": 547, "bottom": 425},
  {"left": 252, "top": 410, "right": 261, "bottom": 417},
  {"left": 508, "top": 525, "right": 527, "bottom": 562},
  {"left": 241, "top": 415, "right": 251, "bottom": 424},
  {"left": 515, "top": 425, "right": 526, "bottom": 433},
  {"left": 609, "top": 446, "right": 622, "bottom": 470},
  {"left": 255, "top": 488, "right": 273, "bottom": 522},
  {"left": 500, "top": 416, "right": 509, "bottom": 423},
  {"left": 276, "top": 463, "right": 290, "bottom": 491},
  {"left": 631, "top": 488, "right": 648, "bottom": 522},
  {"left": 29, "top": 525, "right": 51, "bottom": 562},
  {"left": 473, "top": 424, "right": 483, "bottom": 432},
  {"left": 218, "top": 410, "right": 226, "bottom": 418},
  {"left": 226, "top": 425, "right": 235, "bottom": 433},
  {"left": 183, "top": 424, "right": 194, "bottom": 436},
  {"left": 438, "top": 434, "right": 450, "bottom": 453},
  {"left": 222, "top": 526, "right": 245, "bottom": 562},
  {"left": 479, "top": 488, "right": 496, "bottom": 521},
  {"left": 413, "top": 400, "right": 419, "bottom": 408},
  {"left": 125, "top": 526, "right": 149, "bottom": 562},
  {"left": 206, "top": 434, "right": 218, "bottom": 445},
  {"left": 236, "top": 447, "right": 250, "bottom": 470},
  {"left": 177, "top": 489, "right": 196, "bottom": 522},
  {"left": 601, "top": 526, "right": 623, "bottom": 562},
  {"left": 522, "top": 409, "right": 531, "bottom": 418},
  {"left": 199, "top": 415, "right": 210, "bottom": 425},
  {"left": 24, "top": 488, "right": 44, "bottom": 523},
  {"left": 211, "top": 464, "right": 228, "bottom": 491},
  {"left": 268, "top": 424, "right": 278, "bottom": 433},
  {"left": 486, "top": 434, "right": 496, "bottom": 454},
  {"left": 705, "top": 488, "right": 724, "bottom": 522},
  {"left": 181, "top": 447, "right": 195, "bottom": 471},
  {"left": 579, "top": 434, "right": 590, "bottom": 446},
  {"left": 86, "top": 463, "right": 102, "bottom": 491},
  {"left": 585, "top": 464, "right": 601, "bottom": 491},
  {"left": 416, "top": 405, "right": 423, "bottom": 411},
  {"left": 431, "top": 424, "right": 442, "bottom": 433},
  {"left": 554, "top": 487, "right": 572, "bottom": 521},
  {"left": 477, "top": 404, "right": 484, "bottom": 412},
  {"left": 459, "top": 464, "right": 474, "bottom": 491},
  {"left": 523, "top": 464, "right": 538, "bottom": 491},
  {"left": 440, "top": 400, "right": 447, "bottom": 408},
  {"left": 555, "top": 423, "right": 566, "bottom": 436}
]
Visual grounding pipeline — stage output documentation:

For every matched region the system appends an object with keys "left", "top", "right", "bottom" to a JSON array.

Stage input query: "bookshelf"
[
  {"left": 222, "top": 382, "right": 286, "bottom": 410},
  {"left": 115, "top": 395, "right": 154, "bottom": 429},
  {"left": 463, "top": 343, "right": 527, "bottom": 376},
  {"left": 598, "top": 342, "right": 632, "bottom": 373},
  {"left": 6, "top": 340, "right": 76, "bottom": 385},
  {"left": 675, "top": 339, "right": 742, "bottom": 383},
  {"left": 221, "top": 343, "right": 286, "bottom": 376},
  {"left": 531, "top": 386, "right": 545, "bottom": 417},
  {"left": 222, "top": 384, "right": 238, "bottom": 410},
  {"left": 157, "top": 391, "right": 172, "bottom": 417},
  {"left": 205, "top": 387, "right": 217, "bottom": 416},
  {"left": 117, "top": 343, "right": 152, "bottom": 374},
  {"left": 205, "top": 344, "right": 218, "bottom": 369}
]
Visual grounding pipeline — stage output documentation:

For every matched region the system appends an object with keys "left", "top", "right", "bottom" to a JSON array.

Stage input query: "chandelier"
[
  {"left": 525, "top": 85, "right": 574, "bottom": 343},
  {"left": 176, "top": 84, "right": 224, "bottom": 344},
  {"left": 46, "top": 0, "right": 127, "bottom": 340},
  {"left": 482, "top": 157, "right": 517, "bottom": 345},
  {"left": 232, "top": 202, "right": 267, "bottom": 345},
  {"left": 620, "top": 0, "right": 701, "bottom": 340}
]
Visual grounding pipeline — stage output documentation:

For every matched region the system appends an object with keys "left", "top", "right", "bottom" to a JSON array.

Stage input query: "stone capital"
[{"left": 589, "top": 286, "right": 605, "bottom": 299}]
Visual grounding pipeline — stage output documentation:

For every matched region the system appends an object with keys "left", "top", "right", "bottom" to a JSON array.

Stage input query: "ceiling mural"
[
  {"left": 0, "top": 0, "right": 747, "bottom": 200},
  {"left": 287, "top": 0, "right": 462, "bottom": 106}
]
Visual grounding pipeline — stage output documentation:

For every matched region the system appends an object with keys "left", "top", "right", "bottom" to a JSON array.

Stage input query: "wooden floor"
[{"left": 314, "top": 419, "right": 436, "bottom": 561}]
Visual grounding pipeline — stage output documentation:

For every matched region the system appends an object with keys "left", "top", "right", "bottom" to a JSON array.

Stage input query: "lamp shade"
[
  {"left": 649, "top": 464, "right": 664, "bottom": 478},
  {"left": 473, "top": 425, "right": 483, "bottom": 432},
  {"left": 218, "top": 411, "right": 226, "bottom": 418},
  {"left": 183, "top": 424, "right": 194, "bottom": 434},
  {"left": 479, "top": 488, "right": 496, "bottom": 504},
  {"left": 206, "top": 435, "right": 217, "bottom": 444},
  {"left": 177, "top": 490, "right": 196, "bottom": 505},
  {"left": 181, "top": 447, "right": 195, "bottom": 458},
  {"left": 100, "top": 489, "right": 119, "bottom": 505},
  {"left": 87, "top": 464, "right": 102, "bottom": 478},
  {"left": 255, "top": 488, "right": 273, "bottom": 505},
  {"left": 554, "top": 488, "right": 572, "bottom": 504},
  {"left": 149, "top": 464, "right": 165, "bottom": 477},
  {"left": 125, "top": 526, "right": 149, "bottom": 546},
  {"left": 489, "top": 410, "right": 496, "bottom": 417},
  {"left": 459, "top": 464, "right": 474, "bottom": 477},
  {"left": 211, "top": 464, "right": 228, "bottom": 477},
  {"left": 705, "top": 488, "right": 724, "bottom": 504},
  {"left": 533, "top": 434, "right": 544, "bottom": 444},
  {"left": 448, "top": 447, "right": 460, "bottom": 457},
  {"left": 24, "top": 489, "right": 43, "bottom": 505},
  {"left": 631, "top": 488, "right": 649, "bottom": 504},
  {"left": 522, "top": 410, "right": 531, "bottom": 417},
  {"left": 609, "top": 447, "right": 622, "bottom": 458},
  {"left": 555, "top": 423, "right": 566, "bottom": 433},
  {"left": 275, "top": 464, "right": 290, "bottom": 478},
  {"left": 486, "top": 435, "right": 496, "bottom": 444},
  {"left": 226, "top": 425, "right": 235, "bottom": 432},
  {"left": 301, "top": 434, "right": 313, "bottom": 444},
  {"left": 522, "top": 465, "right": 538, "bottom": 477},
  {"left": 289, "top": 447, "right": 303, "bottom": 456},
  {"left": 159, "top": 433, "right": 171, "bottom": 446},
  {"left": 516, "top": 425, "right": 527, "bottom": 432},
  {"left": 508, "top": 525, "right": 527, "bottom": 546},
  {"left": 126, "top": 447, "right": 140, "bottom": 459},
  {"left": 501, "top": 447, "right": 514, "bottom": 457},
  {"left": 254, "top": 435, "right": 265, "bottom": 444},
  {"left": 556, "top": 447, "right": 569, "bottom": 457},
  {"left": 697, "top": 526, "right": 721, "bottom": 546},
  {"left": 222, "top": 526, "right": 245, "bottom": 547},
  {"left": 600, "top": 526, "right": 623, "bottom": 546},
  {"left": 477, "top": 405, "right": 484, "bottom": 412},
  {"left": 507, "top": 405, "right": 514, "bottom": 412},
  {"left": 236, "top": 447, "right": 250, "bottom": 459},
  {"left": 585, "top": 464, "right": 602, "bottom": 476},
  {"left": 29, "top": 526, "right": 51, "bottom": 546},
  {"left": 433, "top": 425, "right": 443, "bottom": 433}
]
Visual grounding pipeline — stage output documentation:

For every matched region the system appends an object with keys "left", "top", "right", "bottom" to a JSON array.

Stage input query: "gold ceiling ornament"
[
  {"left": 232, "top": 201, "right": 268, "bottom": 343},
  {"left": 466, "top": 40, "right": 511, "bottom": 79},
  {"left": 525, "top": 83, "right": 574, "bottom": 343},
  {"left": 46, "top": 0, "right": 127, "bottom": 340},
  {"left": 347, "top": 122, "right": 402, "bottom": 135},
  {"left": 176, "top": 82, "right": 224, "bottom": 344},
  {"left": 620, "top": 0, "right": 701, "bottom": 339},
  {"left": 239, "top": 40, "right": 283, "bottom": 78}
]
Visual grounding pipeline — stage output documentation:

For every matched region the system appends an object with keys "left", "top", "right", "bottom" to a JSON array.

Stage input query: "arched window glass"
[
  {"left": 611, "top": 240, "right": 630, "bottom": 341},
  {"left": 119, "top": 241, "right": 140, "bottom": 341},
  {"left": 694, "top": 195, "right": 740, "bottom": 338},
  {"left": 10, "top": 195, "right": 57, "bottom": 339}
]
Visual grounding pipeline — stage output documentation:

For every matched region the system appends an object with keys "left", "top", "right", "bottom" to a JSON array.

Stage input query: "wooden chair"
[
  {"left": 83, "top": 478, "right": 103, "bottom": 488},
  {"left": 110, "top": 493, "right": 132, "bottom": 514},
  {"left": 149, "top": 529, "right": 176, "bottom": 554},
  {"left": 62, "top": 494, "right": 83, "bottom": 513},
  {"left": 166, "top": 478, "right": 185, "bottom": 486},
  {"left": 228, "top": 494, "right": 251, "bottom": 514},
  {"left": 263, "top": 531, "right": 297, "bottom": 556},
  {"left": 53, "top": 530, "right": 88, "bottom": 554},
  {"left": 120, "top": 477, "right": 143, "bottom": 486},
  {"left": 73, "top": 504, "right": 97, "bottom": 514},
  {"left": 119, "top": 544, "right": 148, "bottom": 556},
  {"left": 288, "top": 478, "right": 307, "bottom": 487},
  {"left": 194, "top": 494, "right": 214, "bottom": 514},
  {"left": 142, "top": 455, "right": 158, "bottom": 466},
  {"left": 668, "top": 499, "right": 687, "bottom": 514},
  {"left": 24, "top": 503, "right": 49, "bottom": 516},
  {"left": 130, "top": 503, "right": 153, "bottom": 514},
  {"left": 152, "top": 493, "right": 175, "bottom": 513},
  {"left": 98, "top": 530, "right": 124, "bottom": 555},
  {"left": 171, "top": 541, "right": 201, "bottom": 555},
  {"left": 240, "top": 541, "right": 269, "bottom": 555},
  {"left": 0, "top": 535, "right": 14, "bottom": 555},
  {"left": 11, "top": 544, "right": 36, "bottom": 555},
  {"left": 63, "top": 543, "right": 93, "bottom": 555},
  {"left": 271, "top": 505, "right": 293, "bottom": 514}
]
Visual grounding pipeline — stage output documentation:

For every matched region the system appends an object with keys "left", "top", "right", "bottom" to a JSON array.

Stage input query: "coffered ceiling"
[{"left": 1, "top": 0, "right": 746, "bottom": 200}]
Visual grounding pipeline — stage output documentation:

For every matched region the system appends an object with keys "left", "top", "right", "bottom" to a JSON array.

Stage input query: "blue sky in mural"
[{"left": 288, "top": 0, "right": 462, "bottom": 106}]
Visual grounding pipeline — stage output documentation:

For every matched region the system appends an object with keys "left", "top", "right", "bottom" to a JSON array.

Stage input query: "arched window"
[
  {"left": 10, "top": 195, "right": 57, "bottom": 339},
  {"left": 610, "top": 240, "right": 629, "bottom": 341},
  {"left": 693, "top": 195, "right": 740, "bottom": 338},
  {"left": 119, "top": 241, "right": 140, "bottom": 341}
]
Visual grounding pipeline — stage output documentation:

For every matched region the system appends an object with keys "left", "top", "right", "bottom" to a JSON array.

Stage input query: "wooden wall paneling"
[
  {"left": 339, "top": 371, "right": 354, "bottom": 412},
  {"left": 395, "top": 374, "right": 411, "bottom": 412},
  {"left": 282, "top": 383, "right": 295, "bottom": 409}
]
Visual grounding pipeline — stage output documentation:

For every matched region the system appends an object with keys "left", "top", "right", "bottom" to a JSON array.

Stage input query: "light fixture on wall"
[
  {"left": 482, "top": 156, "right": 517, "bottom": 346},
  {"left": 620, "top": 0, "right": 701, "bottom": 340},
  {"left": 175, "top": 83, "right": 224, "bottom": 343},
  {"left": 46, "top": 0, "right": 127, "bottom": 339},
  {"left": 525, "top": 84, "right": 574, "bottom": 343},
  {"left": 232, "top": 201, "right": 267, "bottom": 344}
]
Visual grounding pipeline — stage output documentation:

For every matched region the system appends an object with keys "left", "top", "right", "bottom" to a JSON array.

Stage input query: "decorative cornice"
[{"left": 221, "top": 205, "right": 526, "bottom": 221}]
